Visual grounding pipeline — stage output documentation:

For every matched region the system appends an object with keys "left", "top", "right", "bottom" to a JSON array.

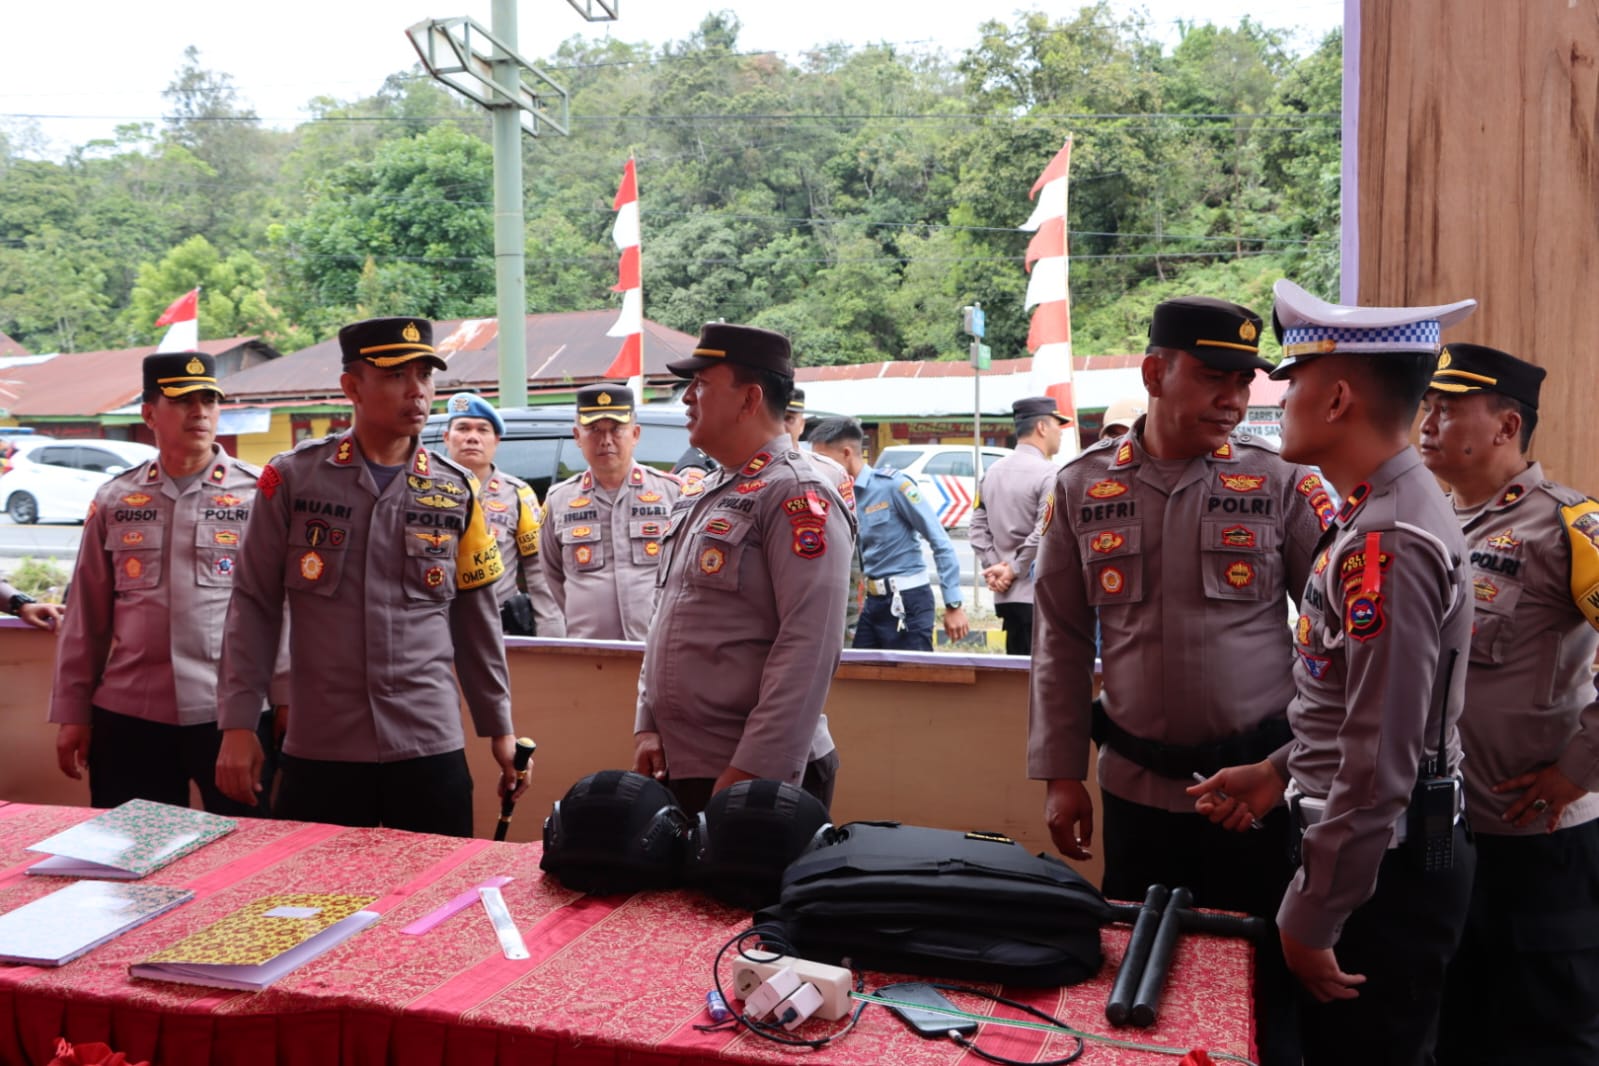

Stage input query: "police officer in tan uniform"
[
  {"left": 635, "top": 324, "right": 854, "bottom": 815},
  {"left": 1, "top": 578, "right": 62, "bottom": 630},
  {"left": 540, "top": 384, "right": 681, "bottom": 641},
  {"left": 1416, "top": 345, "right": 1599, "bottom": 1064},
  {"left": 50, "top": 351, "right": 274, "bottom": 814},
  {"left": 440, "top": 392, "right": 565, "bottom": 638},
  {"left": 1194, "top": 281, "right": 1479, "bottom": 1065},
  {"left": 216, "top": 317, "right": 520, "bottom": 836},
  {"left": 971, "top": 395, "right": 1071, "bottom": 654},
  {"left": 1029, "top": 296, "right": 1329, "bottom": 1066}
]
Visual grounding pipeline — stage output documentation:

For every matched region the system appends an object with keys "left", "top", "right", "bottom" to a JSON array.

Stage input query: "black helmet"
[
  {"left": 683, "top": 779, "right": 832, "bottom": 910},
  {"left": 540, "top": 770, "right": 690, "bottom": 894}
]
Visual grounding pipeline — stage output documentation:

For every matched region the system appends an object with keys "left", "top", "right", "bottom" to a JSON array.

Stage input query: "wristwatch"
[
  {"left": 945, "top": 601, "right": 963, "bottom": 610},
  {"left": 7, "top": 591, "right": 37, "bottom": 615}
]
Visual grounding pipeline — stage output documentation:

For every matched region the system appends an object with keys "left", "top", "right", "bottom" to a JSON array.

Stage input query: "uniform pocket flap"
[{"left": 106, "top": 523, "right": 164, "bottom": 551}]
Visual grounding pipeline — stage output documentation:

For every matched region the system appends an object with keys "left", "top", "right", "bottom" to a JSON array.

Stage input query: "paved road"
[{"left": 0, "top": 516, "right": 82, "bottom": 570}]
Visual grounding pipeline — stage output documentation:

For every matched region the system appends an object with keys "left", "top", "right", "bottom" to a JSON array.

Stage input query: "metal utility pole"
[
  {"left": 407, "top": 1, "right": 617, "bottom": 408},
  {"left": 962, "top": 303, "right": 990, "bottom": 612}
]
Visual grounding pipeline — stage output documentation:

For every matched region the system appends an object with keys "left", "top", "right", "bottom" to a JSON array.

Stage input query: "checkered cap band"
[{"left": 1281, "top": 320, "right": 1440, "bottom": 355}]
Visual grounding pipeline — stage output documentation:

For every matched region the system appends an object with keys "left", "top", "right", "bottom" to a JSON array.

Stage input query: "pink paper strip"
[{"left": 400, "top": 876, "right": 514, "bottom": 935}]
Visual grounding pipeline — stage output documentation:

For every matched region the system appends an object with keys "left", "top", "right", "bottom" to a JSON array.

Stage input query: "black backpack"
[
  {"left": 683, "top": 779, "right": 832, "bottom": 910},
  {"left": 759, "top": 821, "right": 1112, "bottom": 986},
  {"left": 540, "top": 770, "right": 690, "bottom": 894}
]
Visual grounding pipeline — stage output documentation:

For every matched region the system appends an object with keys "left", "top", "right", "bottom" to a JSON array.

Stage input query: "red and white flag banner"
[
  {"left": 1019, "top": 139, "right": 1075, "bottom": 421},
  {"left": 603, "top": 157, "right": 643, "bottom": 393},
  {"left": 155, "top": 288, "right": 200, "bottom": 353}
]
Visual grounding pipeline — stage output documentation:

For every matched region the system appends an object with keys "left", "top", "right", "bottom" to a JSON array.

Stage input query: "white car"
[
  {"left": 874, "top": 444, "right": 1014, "bottom": 528},
  {"left": 1, "top": 439, "right": 158, "bottom": 524}
]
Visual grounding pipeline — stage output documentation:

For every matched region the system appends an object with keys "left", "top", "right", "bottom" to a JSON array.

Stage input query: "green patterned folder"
[{"left": 26, "top": 799, "right": 236, "bottom": 879}]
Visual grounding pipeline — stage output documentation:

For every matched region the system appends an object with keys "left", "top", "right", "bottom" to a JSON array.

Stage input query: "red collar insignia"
[
  {"left": 581, "top": 470, "right": 594, "bottom": 491},
  {"left": 333, "top": 437, "right": 355, "bottom": 466},
  {"left": 144, "top": 462, "right": 161, "bottom": 483},
  {"left": 1114, "top": 441, "right": 1134, "bottom": 466},
  {"left": 1497, "top": 484, "right": 1524, "bottom": 508},
  {"left": 630, "top": 466, "right": 645, "bottom": 486},
  {"left": 1211, "top": 442, "right": 1234, "bottom": 460},
  {"left": 412, "top": 448, "right": 430, "bottom": 476},
  {"left": 741, "top": 452, "right": 772, "bottom": 477}
]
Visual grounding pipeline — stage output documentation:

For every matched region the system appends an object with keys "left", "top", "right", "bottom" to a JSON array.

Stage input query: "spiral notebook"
[
  {"left": 0, "top": 880, "right": 193, "bottom": 966},
  {"left": 26, "top": 799, "right": 236, "bottom": 880}
]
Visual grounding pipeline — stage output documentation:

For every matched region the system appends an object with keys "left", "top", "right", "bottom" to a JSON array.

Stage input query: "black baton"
[
  {"left": 1106, "top": 884, "right": 1170, "bottom": 1026},
  {"left": 493, "top": 737, "right": 537, "bottom": 842},
  {"left": 1130, "top": 885, "right": 1192, "bottom": 1027}
]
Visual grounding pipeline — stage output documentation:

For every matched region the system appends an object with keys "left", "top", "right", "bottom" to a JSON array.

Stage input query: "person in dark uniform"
[
  {"left": 1029, "top": 296, "right": 1329, "bottom": 1065},
  {"left": 440, "top": 392, "right": 565, "bottom": 637},
  {"left": 50, "top": 352, "right": 276, "bottom": 815},
  {"left": 1418, "top": 345, "right": 1599, "bottom": 1065},
  {"left": 1194, "top": 280, "right": 1479, "bottom": 1066},
  {"left": 216, "top": 317, "right": 521, "bottom": 836},
  {"left": 809, "top": 416, "right": 968, "bottom": 652}
]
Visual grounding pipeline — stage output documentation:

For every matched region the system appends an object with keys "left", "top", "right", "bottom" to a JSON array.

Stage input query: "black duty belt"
[{"left": 1090, "top": 700, "right": 1292, "bottom": 781}]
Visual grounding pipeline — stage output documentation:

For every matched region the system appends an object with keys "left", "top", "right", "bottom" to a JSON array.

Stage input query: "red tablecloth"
[{"left": 0, "top": 802, "right": 1254, "bottom": 1066}]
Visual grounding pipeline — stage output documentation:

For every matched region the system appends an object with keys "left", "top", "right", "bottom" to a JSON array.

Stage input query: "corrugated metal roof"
[
  {"left": 222, "top": 311, "right": 702, "bottom": 403},
  {"left": 3, "top": 338, "right": 275, "bottom": 417},
  {"left": 0, "top": 332, "right": 29, "bottom": 359}
]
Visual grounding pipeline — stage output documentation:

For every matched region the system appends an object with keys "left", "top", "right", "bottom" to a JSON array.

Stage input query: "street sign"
[{"left": 962, "top": 304, "right": 986, "bottom": 339}]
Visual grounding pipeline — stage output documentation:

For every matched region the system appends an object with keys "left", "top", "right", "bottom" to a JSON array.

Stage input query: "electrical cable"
[
  {"left": 851, "top": 988, "right": 1259, "bottom": 1066},
  {"left": 707, "top": 928, "right": 868, "bottom": 1050}
]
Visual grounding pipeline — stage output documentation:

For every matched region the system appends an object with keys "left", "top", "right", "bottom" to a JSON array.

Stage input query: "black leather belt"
[{"left": 1090, "top": 700, "right": 1292, "bottom": 781}]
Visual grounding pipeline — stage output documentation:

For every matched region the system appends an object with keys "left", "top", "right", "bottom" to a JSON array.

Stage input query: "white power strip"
[{"left": 732, "top": 955, "right": 853, "bottom": 1020}]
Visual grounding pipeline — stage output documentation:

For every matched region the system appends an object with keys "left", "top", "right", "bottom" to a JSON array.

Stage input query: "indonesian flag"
[
  {"left": 603, "top": 157, "right": 643, "bottom": 396},
  {"left": 1020, "top": 139, "right": 1075, "bottom": 424},
  {"left": 155, "top": 288, "right": 200, "bottom": 353}
]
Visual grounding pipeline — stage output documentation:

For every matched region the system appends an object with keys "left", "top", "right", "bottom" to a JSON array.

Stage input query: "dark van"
[{"left": 420, "top": 404, "right": 695, "bottom": 498}]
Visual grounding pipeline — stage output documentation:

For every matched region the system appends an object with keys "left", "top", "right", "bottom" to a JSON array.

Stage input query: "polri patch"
[
  {"left": 1225, "top": 561, "right": 1255, "bottom": 588},
  {"left": 1087, "top": 480, "right": 1128, "bottom": 500},
  {"left": 1099, "top": 567, "right": 1126, "bottom": 595},
  {"left": 299, "top": 551, "right": 325, "bottom": 581}
]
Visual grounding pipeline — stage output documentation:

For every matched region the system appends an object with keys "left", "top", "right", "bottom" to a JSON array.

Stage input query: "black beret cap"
[
  {"left": 1148, "top": 296, "right": 1271, "bottom": 372},
  {"left": 337, "top": 317, "right": 446, "bottom": 370},
  {"left": 143, "top": 351, "right": 224, "bottom": 399},
  {"left": 668, "top": 323, "right": 794, "bottom": 379},
  {"left": 575, "top": 383, "right": 636, "bottom": 425},
  {"left": 1430, "top": 343, "right": 1546, "bottom": 410},
  {"left": 1012, "top": 395, "right": 1072, "bottom": 426}
]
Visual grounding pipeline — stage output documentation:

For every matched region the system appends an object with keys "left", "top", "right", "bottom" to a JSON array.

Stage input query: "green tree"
[
  {"left": 274, "top": 124, "right": 495, "bottom": 330},
  {"left": 123, "top": 235, "right": 311, "bottom": 351}
]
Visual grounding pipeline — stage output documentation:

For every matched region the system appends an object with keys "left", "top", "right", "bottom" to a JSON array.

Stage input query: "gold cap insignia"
[
  {"left": 402, "top": 322, "right": 421, "bottom": 342},
  {"left": 450, "top": 394, "right": 469, "bottom": 411},
  {"left": 1438, "top": 348, "right": 1452, "bottom": 369},
  {"left": 185, "top": 357, "right": 204, "bottom": 374},
  {"left": 598, "top": 392, "right": 612, "bottom": 406},
  {"left": 1239, "top": 321, "right": 1258, "bottom": 342}
]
